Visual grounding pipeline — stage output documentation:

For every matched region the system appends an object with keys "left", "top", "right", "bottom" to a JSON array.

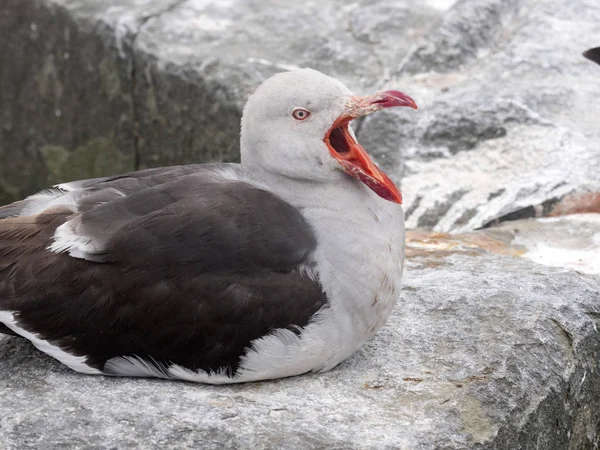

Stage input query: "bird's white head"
[{"left": 240, "top": 68, "right": 417, "bottom": 204}]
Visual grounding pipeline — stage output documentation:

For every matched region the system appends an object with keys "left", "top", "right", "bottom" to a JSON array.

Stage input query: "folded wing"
[{"left": 0, "top": 167, "right": 326, "bottom": 377}]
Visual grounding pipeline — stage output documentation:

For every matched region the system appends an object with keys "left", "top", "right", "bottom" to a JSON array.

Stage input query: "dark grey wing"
[
  {"left": 0, "top": 163, "right": 239, "bottom": 218},
  {"left": 584, "top": 47, "right": 600, "bottom": 65},
  {"left": 0, "top": 172, "right": 326, "bottom": 376},
  {"left": 57, "top": 163, "right": 229, "bottom": 193}
]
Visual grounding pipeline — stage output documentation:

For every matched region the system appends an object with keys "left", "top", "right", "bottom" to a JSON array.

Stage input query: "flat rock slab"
[
  {"left": 1, "top": 225, "right": 599, "bottom": 449},
  {"left": 492, "top": 214, "right": 600, "bottom": 276}
]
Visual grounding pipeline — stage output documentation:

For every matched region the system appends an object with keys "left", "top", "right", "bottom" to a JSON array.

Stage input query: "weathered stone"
[
  {"left": 0, "top": 0, "right": 458, "bottom": 200},
  {"left": 1, "top": 225, "right": 599, "bottom": 449},
  {"left": 486, "top": 213, "right": 600, "bottom": 276},
  {"left": 0, "top": 0, "right": 141, "bottom": 203},
  {"left": 129, "top": 0, "right": 455, "bottom": 168},
  {"left": 360, "top": 0, "right": 600, "bottom": 231},
  {"left": 399, "top": 0, "right": 524, "bottom": 75},
  {"left": 40, "top": 137, "right": 133, "bottom": 185}
]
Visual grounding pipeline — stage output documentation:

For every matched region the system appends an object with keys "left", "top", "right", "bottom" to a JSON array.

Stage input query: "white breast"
[{"left": 305, "top": 193, "right": 405, "bottom": 363}]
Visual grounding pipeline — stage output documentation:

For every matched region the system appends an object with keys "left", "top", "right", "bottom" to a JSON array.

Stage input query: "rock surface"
[
  {"left": 1, "top": 225, "right": 599, "bottom": 449},
  {"left": 1, "top": 0, "right": 599, "bottom": 226},
  {"left": 491, "top": 213, "right": 600, "bottom": 276},
  {"left": 0, "top": 0, "right": 136, "bottom": 204},
  {"left": 360, "top": 0, "right": 600, "bottom": 231}
]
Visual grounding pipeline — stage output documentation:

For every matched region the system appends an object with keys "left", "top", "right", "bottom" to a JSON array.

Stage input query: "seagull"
[{"left": 0, "top": 69, "right": 417, "bottom": 383}]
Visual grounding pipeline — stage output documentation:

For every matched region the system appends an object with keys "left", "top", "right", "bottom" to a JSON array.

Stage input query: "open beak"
[{"left": 324, "top": 90, "right": 417, "bottom": 204}]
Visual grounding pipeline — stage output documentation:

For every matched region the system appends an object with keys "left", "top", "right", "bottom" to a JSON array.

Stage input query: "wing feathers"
[{"left": 0, "top": 165, "right": 327, "bottom": 377}]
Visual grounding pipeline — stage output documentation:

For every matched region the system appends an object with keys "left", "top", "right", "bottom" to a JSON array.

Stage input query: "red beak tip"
[{"left": 381, "top": 90, "right": 418, "bottom": 110}]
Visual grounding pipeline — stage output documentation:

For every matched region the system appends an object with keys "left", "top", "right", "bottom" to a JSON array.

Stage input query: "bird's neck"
[{"left": 242, "top": 162, "right": 368, "bottom": 210}]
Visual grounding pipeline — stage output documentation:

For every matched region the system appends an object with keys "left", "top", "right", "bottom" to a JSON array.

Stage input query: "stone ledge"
[{"left": 1, "top": 223, "right": 600, "bottom": 449}]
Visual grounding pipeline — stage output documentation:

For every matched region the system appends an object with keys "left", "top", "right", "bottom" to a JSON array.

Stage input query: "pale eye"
[{"left": 292, "top": 108, "right": 311, "bottom": 121}]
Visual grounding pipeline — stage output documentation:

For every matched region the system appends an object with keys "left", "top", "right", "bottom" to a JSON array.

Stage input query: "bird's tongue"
[{"left": 326, "top": 124, "right": 402, "bottom": 203}]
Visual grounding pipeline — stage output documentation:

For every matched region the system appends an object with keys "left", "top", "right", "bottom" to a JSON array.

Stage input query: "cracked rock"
[{"left": 360, "top": 0, "right": 600, "bottom": 231}]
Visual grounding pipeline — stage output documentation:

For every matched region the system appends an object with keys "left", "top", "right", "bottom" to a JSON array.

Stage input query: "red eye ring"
[{"left": 292, "top": 108, "right": 311, "bottom": 121}]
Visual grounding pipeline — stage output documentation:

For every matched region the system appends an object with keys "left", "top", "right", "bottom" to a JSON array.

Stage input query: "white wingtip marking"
[
  {"left": 168, "top": 365, "right": 236, "bottom": 384},
  {"left": 296, "top": 264, "right": 320, "bottom": 283},
  {"left": 0, "top": 311, "right": 101, "bottom": 375},
  {"left": 19, "top": 189, "right": 83, "bottom": 217},
  {"left": 47, "top": 221, "right": 100, "bottom": 259},
  {"left": 104, "top": 356, "right": 172, "bottom": 379},
  {"left": 104, "top": 356, "right": 240, "bottom": 383},
  {"left": 55, "top": 181, "right": 82, "bottom": 192},
  {"left": 214, "top": 167, "right": 244, "bottom": 182}
]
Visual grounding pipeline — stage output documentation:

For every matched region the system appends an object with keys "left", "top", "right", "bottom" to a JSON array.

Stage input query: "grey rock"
[
  {"left": 360, "top": 0, "right": 600, "bottom": 231},
  {"left": 399, "top": 0, "right": 524, "bottom": 75},
  {"left": 486, "top": 213, "right": 600, "bottom": 276},
  {"left": 0, "top": 0, "right": 140, "bottom": 204},
  {"left": 1, "top": 225, "right": 600, "bottom": 449},
  {"left": 4, "top": 0, "right": 597, "bottom": 230}
]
